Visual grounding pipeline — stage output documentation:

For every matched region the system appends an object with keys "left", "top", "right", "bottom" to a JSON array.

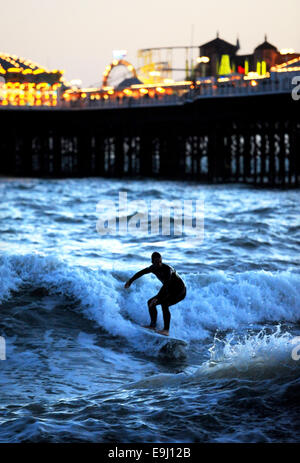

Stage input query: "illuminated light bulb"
[
  {"left": 280, "top": 48, "right": 295, "bottom": 55},
  {"left": 7, "top": 67, "right": 22, "bottom": 72},
  {"left": 197, "top": 56, "right": 210, "bottom": 63}
]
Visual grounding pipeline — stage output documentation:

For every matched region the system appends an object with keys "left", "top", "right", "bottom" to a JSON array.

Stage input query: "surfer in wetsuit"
[{"left": 124, "top": 252, "right": 186, "bottom": 336}]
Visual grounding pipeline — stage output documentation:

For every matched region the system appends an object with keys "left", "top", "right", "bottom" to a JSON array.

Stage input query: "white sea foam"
[
  {"left": 202, "top": 325, "right": 298, "bottom": 377},
  {"left": 1, "top": 253, "right": 300, "bottom": 355},
  {"left": 127, "top": 327, "right": 299, "bottom": 389}
]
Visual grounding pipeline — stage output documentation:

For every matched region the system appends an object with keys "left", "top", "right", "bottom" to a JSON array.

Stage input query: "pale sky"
[{"left": 1, "top": 0, "right": 299, "bottom": 86}]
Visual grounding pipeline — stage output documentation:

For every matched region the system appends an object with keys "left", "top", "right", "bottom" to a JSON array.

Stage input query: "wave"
[
  {"left": 127, "top": 327, "right": 300, "bottom": 389},
  {"left": 204, "top": 325, "right": 299, "bottom": 377},
  {"left": 0, "top": 253, "right": 300, "bottom": 353}
]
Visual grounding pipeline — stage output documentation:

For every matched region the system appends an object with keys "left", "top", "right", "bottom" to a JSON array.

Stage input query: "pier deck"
[{"left": 0, "top": 89, "right": 299, "bottom": 186}]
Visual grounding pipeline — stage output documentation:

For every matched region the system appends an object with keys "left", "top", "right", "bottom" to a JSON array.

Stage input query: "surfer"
[{"left": 124, "top": 252, "right": 186, "bottom": 336}]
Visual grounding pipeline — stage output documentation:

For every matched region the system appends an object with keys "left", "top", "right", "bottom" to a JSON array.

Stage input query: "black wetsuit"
[{"left": 129, "top": 263, "right": 186, "bottom": 331}]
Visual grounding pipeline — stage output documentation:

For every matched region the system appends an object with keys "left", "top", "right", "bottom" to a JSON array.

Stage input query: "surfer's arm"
[{"left": 124, "top": 266, "right": 152, "bottom": 288}]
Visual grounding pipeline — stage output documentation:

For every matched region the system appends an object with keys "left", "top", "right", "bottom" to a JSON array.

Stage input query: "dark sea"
[{"left": 0, "top": 177, "right": 299, "bottom": 443}]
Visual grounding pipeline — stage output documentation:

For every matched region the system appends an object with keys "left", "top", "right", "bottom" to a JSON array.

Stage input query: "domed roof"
[
  {"left": 116, "top": 77, "right": 143, "bottom": 90},
  {"left": 0, "top": 52, "right": 63, "bottom": 84},
  {"left": 255, "top": 36, "right": 278, "bottom": 52},
  {"left": 0, "top": 52, "right": 46, "bottom": 72},
  {"left": 200, "top": 36, "right": 239, "bottom": 54}
]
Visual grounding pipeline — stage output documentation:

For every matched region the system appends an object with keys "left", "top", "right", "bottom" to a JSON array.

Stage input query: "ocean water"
[{"left": 0, "top": 177, "right": 299, "bottom": 443}]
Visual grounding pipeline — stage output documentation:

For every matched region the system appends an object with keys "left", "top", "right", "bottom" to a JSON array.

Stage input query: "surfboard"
[
  {"left": 139, "top": 325, "right": 187, "bottom": 343},
  {"left": 136, "top": 325, "right": 188, "bottom": 360}
]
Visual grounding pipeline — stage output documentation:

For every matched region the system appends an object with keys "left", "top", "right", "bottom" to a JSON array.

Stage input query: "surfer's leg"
[
  {"left": 157, "top": 287, "right": 186, "bottom": 336},
  {"left": 147, "top": 297, "right": 158, "bottom": 328},
  {"left": 156, "top": 303, "right": 169, "bottom": 336},
  {"left": 161, "top": 303, "right": 170, "bottom": 332},
  {"left": 166, "top": 286, "right": 186, "bottom": 307}
]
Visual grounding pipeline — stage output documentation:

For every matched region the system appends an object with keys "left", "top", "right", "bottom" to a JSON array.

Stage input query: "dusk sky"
[{"left": 1, "top": 0, "right": 299, "bottom": 86}]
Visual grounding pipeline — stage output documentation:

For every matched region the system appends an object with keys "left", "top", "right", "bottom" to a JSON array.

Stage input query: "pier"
[{"left": 0, "top": 76, "right": 299, "bottom": 186}]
